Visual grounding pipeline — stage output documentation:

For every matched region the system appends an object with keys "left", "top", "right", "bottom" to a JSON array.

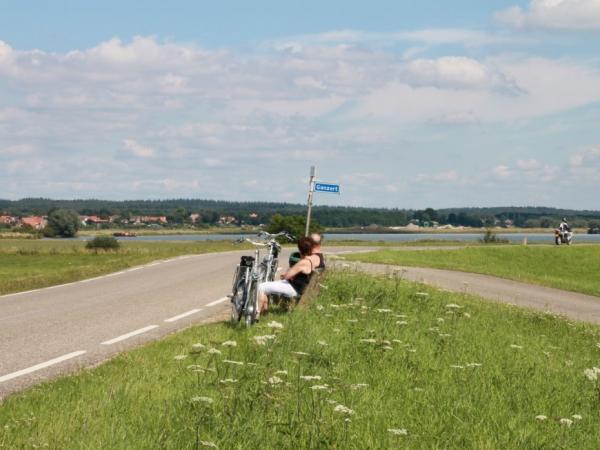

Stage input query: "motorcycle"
[{"left": 555, "top": 229, "right": 573, "bottom": 245}]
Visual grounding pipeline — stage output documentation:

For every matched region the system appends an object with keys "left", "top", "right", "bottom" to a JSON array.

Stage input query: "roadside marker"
[
  {"left": 0, "top": 350, "right": 87, "bottom": 384},
  {"left": 164, "top": 309, "right": 202, "bottom": 323},
  {"left": 100, "top": 325, "right": 159, "bottom": 345},
  {"left": 206, "top": 297, "right": 229, "bottom": 307}
]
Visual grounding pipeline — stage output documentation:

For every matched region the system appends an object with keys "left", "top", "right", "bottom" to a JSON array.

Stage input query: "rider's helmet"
[{"left": 562, "top": 217, "right": 567, "bottom": 222}]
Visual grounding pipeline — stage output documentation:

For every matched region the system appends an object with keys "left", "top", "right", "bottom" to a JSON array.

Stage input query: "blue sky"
[{"left": 1, "top": 0, "right": 600, "bottom": 208}]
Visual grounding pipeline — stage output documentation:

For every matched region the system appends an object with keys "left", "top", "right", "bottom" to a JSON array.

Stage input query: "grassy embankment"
[
  {"left": 0, "top": 239, "right": 252, "bottom": 296},
  {"left": 346, "top": 245, "right": 600, "bottom": 297},
  {"left": 2, "top": 272, "right": 600, "bottom": 448}
]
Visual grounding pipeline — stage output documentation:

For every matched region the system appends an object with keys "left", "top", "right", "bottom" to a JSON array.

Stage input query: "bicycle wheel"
[
  {"left": 230, "top": 279, "right": 245, "bottom": 324},
  {"left": 244, "top": 282, "right": 258, "bottom": 327}
]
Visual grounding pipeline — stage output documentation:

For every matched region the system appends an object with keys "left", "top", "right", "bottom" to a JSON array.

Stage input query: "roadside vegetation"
[
  {"left": 1, "top": 272, "right": 600, "bottom": 448},
  {"left": 346, "top": 245, "right": 600, "bottom": 297},
  {"left": 0, "top": 239, "right": 251, "bottom": 296}
]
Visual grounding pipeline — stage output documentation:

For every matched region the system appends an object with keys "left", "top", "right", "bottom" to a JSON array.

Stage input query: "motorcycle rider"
[{"left": 559, "top": 218, "right": 570, "bottom": 234}]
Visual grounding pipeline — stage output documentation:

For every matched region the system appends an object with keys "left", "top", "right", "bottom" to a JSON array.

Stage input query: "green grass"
[
  {"left": 346, "top": 245, "right": 600, "bottom": 297},
  {"left": 0, "top": 239, "right": 251, "bottom": 295},
  {"left": 2, "top": 272, "right": 600, "bottom": 449}
]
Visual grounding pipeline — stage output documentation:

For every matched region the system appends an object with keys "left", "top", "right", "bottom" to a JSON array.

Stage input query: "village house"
[
  {"left": 131, "top": 216, "right": 168, "bottom": 225},
  {"left": 80, "top": 215, "right": 109, "bottom": 226},
  {"left": 20, "top": 216, "right": 48, "bottom": 230},
  {"left": 218, "top": 215, "right": 237, "bottom": 225},
  {"left": 189, "top": 213, "right": 201, "bottom": 224},
  {"left": 0, "top": 215, "right": 18, "bottom": 226}
]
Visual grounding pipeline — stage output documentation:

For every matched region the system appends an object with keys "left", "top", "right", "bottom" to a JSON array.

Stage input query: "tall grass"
[
  {"left": 346, "top": 245, "right": 600, "bottom": 296},
  {"left": 2, "top": 272, "right": 600, "bottom": 448}
]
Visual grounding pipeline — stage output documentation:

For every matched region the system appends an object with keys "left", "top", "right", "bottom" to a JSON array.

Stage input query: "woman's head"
[{"left": 297, "top": 237, "right": 314, "bottom": 256}]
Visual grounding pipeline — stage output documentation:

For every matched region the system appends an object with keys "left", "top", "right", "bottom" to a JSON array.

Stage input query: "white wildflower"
[
  {"left": 436, "top": 318, "right": 445, "bottom": 323},
  {"left": 191, "top": 396, "right": 213, "bottom": 404},
  {"left": 445, "top": 304, "right": 462, "bottom": 309},
  {"left": 192, "top": 343, "right": 206, "bottom": 350},
  {"left": 268, "top": 376, "right": 283, "bottom": 385},
  {"left": 393, "top": 339, "right": 402, "bottom": 344},
  {"left": 174, "top": 354, "right": 188, "bottom": 360},
  {"left": 383, "top": 346, "right": 393, "bottom": 351},
  {"left": 347, "top": 319, "right": 359, "bottom": 323},
  {"left": 535, "top": 415, "right": 547, "bottom": 421},
  {"left": 388, "top": 428, "right": 408, "bottom": 436},
  {"left": 222, "top": 360, "right": 244, "bottom": 366},
  {"left": 350, "top": 383, "right": 369, "bottom": 390},
  {"left": 219, "top": 378, "right": 238, "bottom": 384},
  {"left": 291, "top": 351, "right": 310, "bottom": 356},
  {"left": 466, "top": 363, "right": 482, "bottom": 368},
  {"left": 415, "top": 292, "right": 429, "bottom": 298},
  {"left": 317, "top": 340, "right": 328, "bottom": 346},
  {"left": 187, "top": 364, "right": 203, "bottom": 371},
  {"left": 407, "top": 348, "right": 417, "bottom": 353},
  {"left": 221, "top": 340, "right": 237, "bottom": 347},
  {"left": 463, "top": 313, "right": 471, "bottom": 318},
  {"left": 413, "top": 387, "right": 425, "bottom": 392},
  {"left": 207, "top": 348, "right": 222, "bottom": 355},
  {"left": 333, "top": 404, "right": 354, "bottom": 415},
  {"left": 396, "top": 321, "right": 408, "bottom": 325},
  {"left": 450, "top": 365, "right": 465, "bottom": 369},
  {"left": 253, "top": 335, "right": 276, "bottom": 345},
  {"left": 510, "top": 344, "right": 523, "bottom": 349},
  {"left": 333, "top": 328, "right": 341, "bottom": 333},
  {"left": 596, "top": 343, "right": 600, "bottom": 349},
  {"left": 300, "top": 375, "right": 322, "bottom": 381},
  {"left": 275, "top": 370, "right": 288, "bottom": 375},
  {"left": 199, "top": 441, "right": 218, "bottom": 449},
  {"left": 560, "top": 418, "right": 573, "bottom": 427},
  {"left": 438, "top": 333, "right": 452, "bottom": 338},
  {"left": 376, "top": 309, "right": 393, "bottom": 313},
  {"left": 316, "top": 305, "right": 324, "bottom": 310},
  {"left": 267, "top": 321, "right": 284, "bottom": 329},
  {"left": 326, "top": 399, "right": 338, "bottom": 404},
  {"left": 310, "top": 384, "right": 329, "bottom": 390},
  {"left": 584, "top": 368, "right": 598, "bottom": 381},
  {"left": 573, "top": 414, "right": 583, "bottom": 420},
  {"left": 394, "top": 314, "right": 407, "bottom": 318},
  {"left": 360, "top": 338, "right": 377, "bottom": 344}
]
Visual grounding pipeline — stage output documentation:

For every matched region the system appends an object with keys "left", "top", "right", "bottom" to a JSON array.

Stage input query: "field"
[
  {"left": 0, "top": 239, "right": 251, "bottom": 296},
  {"left": 346, "top": 245, "right": 600, "bottom": 297},
  {"left": 2, "top": 271, "right": 600, "bottom": 449}
]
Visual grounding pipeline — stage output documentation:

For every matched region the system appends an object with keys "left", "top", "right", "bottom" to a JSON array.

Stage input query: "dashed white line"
[
  {"left": 206, "top": 297, "right": 229, "bottom": 307},
  {"left": 100, "top": 325, "right": 159, "bottom": 345},
  {"left": 0, "top": 351, "right": 87, "bottom": 384},
  {"left": 146, "top": 262, "right": 160, "bottom": 267},
  {"left": 126, "top": 267, "right": 141, "bottom": 272},
  {"left": 164, "top": 309, "right": 202, "bottom": 323}
]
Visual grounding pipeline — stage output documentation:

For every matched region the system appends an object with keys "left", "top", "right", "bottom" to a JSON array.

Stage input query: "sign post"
[{"left": 305, "top": 166, "right": 316, "bottom": 237}]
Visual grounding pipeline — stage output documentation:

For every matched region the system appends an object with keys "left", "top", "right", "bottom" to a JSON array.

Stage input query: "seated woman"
[{"left": 257, "top": 237, "right": 319, "bottom": 318}]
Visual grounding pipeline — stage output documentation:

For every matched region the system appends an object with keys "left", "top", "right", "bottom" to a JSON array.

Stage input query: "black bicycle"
[{"left": 230, "top": 231, "right": 293, "bottom": 326}]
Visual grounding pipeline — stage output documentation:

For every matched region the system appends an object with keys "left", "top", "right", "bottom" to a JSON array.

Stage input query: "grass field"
[
  {"left": 2, "top": 272, "right": 600, "bottom": 449},
  {"left": 0, "top": 239, "right": 251, "bottom": 296},
  {"left": 346, "top": 245, "right": 600, "bottom": 297}
]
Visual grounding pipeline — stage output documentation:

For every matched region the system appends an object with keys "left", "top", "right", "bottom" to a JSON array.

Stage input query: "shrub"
[
  {"left": 480, "top": 228, "right": 509, "bottom": 244},
  {"left": 86, "top": 236, "right": 120, "bottom": 251}
]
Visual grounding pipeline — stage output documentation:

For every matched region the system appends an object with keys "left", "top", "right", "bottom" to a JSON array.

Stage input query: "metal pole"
[{"left": 305, "top": 165, "right": 316, "bottom": 237}]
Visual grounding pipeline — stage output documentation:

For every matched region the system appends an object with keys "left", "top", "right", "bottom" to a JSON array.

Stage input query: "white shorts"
[{"left": 258, "top": 280, "right": 298, "bottom": 298}]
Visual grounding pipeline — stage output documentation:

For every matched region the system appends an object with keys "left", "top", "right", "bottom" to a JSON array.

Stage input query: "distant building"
[
  {"left": 20, "top": 216, "right": 47, "bottom": 230},
  {"left": 0, "top": 215, "right": 18, "bottom": 226},
  {"left": 131, "top": 216, "right": 168, "bottom": 225},
  {"left": 248, "top": 212, "right": 258, "bottom": 219},
  {"left": 80, "top": 215, "right": 108, "bottom": 226},
  {"left": 189, "top": 213, "right": 201, "bottom": 224},
  {"left": 218, "top": 215, "right": 237, "bottom": 225}
]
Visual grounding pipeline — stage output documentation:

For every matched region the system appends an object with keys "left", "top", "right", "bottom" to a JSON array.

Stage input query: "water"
[{"left": 88, "top": 232, "right": 600, "bottom": 244}]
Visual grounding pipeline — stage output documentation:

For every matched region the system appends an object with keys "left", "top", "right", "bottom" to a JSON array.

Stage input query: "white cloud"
[
  {"left": 496, "top": 0, "right": 600, "bottom": 31},
  {"left": 517, "top": 159, "right": 541, "bottom": 170},
  {"left": 493, "top": 165, "right": 513, "bottom": 179},
  {"left": 122, "top": 139, "right": 154, "bottom": 158}
]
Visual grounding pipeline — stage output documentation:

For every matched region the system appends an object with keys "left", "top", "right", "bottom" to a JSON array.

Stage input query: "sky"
[{"left": 1, "top": 0, "right": 600, "bottom": 209}]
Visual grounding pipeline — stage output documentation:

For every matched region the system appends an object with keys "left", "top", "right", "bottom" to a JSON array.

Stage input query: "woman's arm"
[{"left": 282, "top": 259, "right": 310, "bottom": 280}]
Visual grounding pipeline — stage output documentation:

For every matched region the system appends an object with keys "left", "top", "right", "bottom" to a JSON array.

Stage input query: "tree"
[
  {"left": 266, "top": 214, "right": 322, "bottom": 239},
  {"left": 45, "top": 208, "right": 80, "bottom": 237}
]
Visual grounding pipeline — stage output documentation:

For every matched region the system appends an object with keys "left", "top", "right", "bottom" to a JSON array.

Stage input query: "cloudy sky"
[{"left": 1, "top": 0, "right": 599, "bottom": 209}]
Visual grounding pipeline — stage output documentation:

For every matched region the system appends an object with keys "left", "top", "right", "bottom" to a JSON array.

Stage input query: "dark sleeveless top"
[
  {"left": 315, "top": 252, "right": 325, "bottom": 270},
  {"left": 289, "top": 258, "right": 314, "bottom": 295}
]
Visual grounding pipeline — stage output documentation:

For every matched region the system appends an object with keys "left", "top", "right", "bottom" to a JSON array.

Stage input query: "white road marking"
[
  {"left": 146, "top": 262, "right": 160, "bottom": 267},
  {"left": 206, "top": 297, "right": 229, "bottom": 307},
  {"left": 0, "top": 350, "right": 87, "bottom": 384},
  {"left": 164, "top": 309, "right": 202, "bottom": 323},
  {"left": 126, "top": 267, "right": 141, "bottom": 272},
  {"left": 100, "top": 325, "right": 159, "bottom": 345}
]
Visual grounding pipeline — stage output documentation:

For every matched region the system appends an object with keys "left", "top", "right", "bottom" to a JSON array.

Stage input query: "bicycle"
[{"left": 229, "top": 231, "right": 293, "bottom": 326}]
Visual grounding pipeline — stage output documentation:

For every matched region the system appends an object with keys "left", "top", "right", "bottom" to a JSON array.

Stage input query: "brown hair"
[{"left": 297, "top": 237, "right": 314, "bottom": 257}]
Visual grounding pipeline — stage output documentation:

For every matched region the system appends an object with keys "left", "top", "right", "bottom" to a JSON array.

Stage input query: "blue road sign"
[{"left": 314, "top": 182, "right": 340, "bottom": 194}]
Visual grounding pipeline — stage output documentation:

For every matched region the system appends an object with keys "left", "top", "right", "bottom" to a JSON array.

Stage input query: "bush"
[
  {"left": 266, "top": 214, "right": 323, "bottom": 240},
  {"left": 86, "top": 236, "right": 120, "bottom": 251},
  {"left": 480, "top": 228, "right": 509, "bottom": 244}
]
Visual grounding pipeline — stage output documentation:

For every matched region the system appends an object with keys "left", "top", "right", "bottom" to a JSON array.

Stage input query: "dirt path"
[{"left": 333, "top": 260, "right": 600, "bottom": 325}]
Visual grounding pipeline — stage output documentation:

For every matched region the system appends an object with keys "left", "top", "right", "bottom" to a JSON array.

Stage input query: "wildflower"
[
  {"left": 360, "top": 338, "right": 377, "bottom": 344},
  {"left": 333, "top": 404, "right": 354, "bottom": 415},
  {"left": 221, "top": 340, "right": 237, "bottom": 347},
  {"left": 333, "top": 328, "right": 341, "bottom": 333},
  {"left": 396, "top": 321, "right": 408, "bottom": 325},
  {"left": 394, "top": 314, "right": 407, "bottom": 318},
  {"left": 438, "top": 333, "right": 452, "bottom": 338},
  {"left": 326, "top": 399, "right": 338, "bottom": 404},
  {"left": 174, "top": 355, "right": 188, "bottom": 360},
  {"left": 267, "top": 321, "right": 284, "bottom": 329},
  {"left": 535, "top": 415, "right": 547, "bottom": 421},
  {"left": 300, "top": 375, "right": 322, "bottom": 381},
  {"left": 560, "top": 418, "right": 573, "bottom": 427},
  {"left": 466, "top": 363, "right": 482, "bottom": 368},
  {"left": 383, "top": 346, "right": 393, "bottom": 351},
  {"left": 376, "top": 308, "right": 393, "bottom": 313},
  {"left": 596, "top": 343, "right": 600, "bottom": 349},
  {"left": 316, "top": 305, "right": 324, "bottom": 310},
  {"left": 388, "top": 428, "right": 408, "bottom": 436},
  {"left": 510, "top": 344, "right": 523, "bottom": 349},
  {"left": 450, "top": 365, "right": 465, "bottom": 369},
  {"left": 573, "top": 414, "right": 583, "bottom": 420},
  {"left": 436, "top": 318, "right": 445, "bottom": 323},
  {"left": 584, "top": 368, "right": 598, "bottom": 381},
  {"left": 222, "top": 360, "right": 244, "bottom": 366},
  {"left": 407, "top": 348, "right": 417, "bottom": 353},
  {"left": 415, "top": 292, "right": 429, "bottom": 298},
  {"left": 347, "top": 319, "right": 359, "bottom": 323},
  {"left": 187, "top": 364, "right": 203, "bottom": 371},
  {"left": 463, "top": 313, "right": 471, "bottom": 318},
  {"left": 199, "top": 441, "right": 218, "bottom": 449},
  {"left": 392, "top": 339, "right": 402, "bottom": 344},
  {"left": 310, "top": 384, "right": 329, "bottom": 390},
  {"left": 317, "top": 340, "right": 328, "bottom": 346},
  {"left": 382, "top": 340, "right": 391, "bottom": 345},
  {"left": 219, "top": 378, "right": 238, "bottom": 384},
  {"left": 291, "top": 351, "right": 310, "bottom": 356},
  {"left": 253, "top": 335, "right": 276, "bottom": 345},
  {"left": 207, "top": 348, "right": 222, "bottom": 355},
  {"left": 192, "top": 343, "right": 206, "bottom": 350},
  {"left": 445, "top": 304, "right": 462, "bottom": 309},
  {"left": 413, "top": 387, "right": 425, "bottom": 392},
  {"left": 191, "top": 396, "right": 214, "bottom": 404},
  {"left": 350, "top": 383, "right": 369, "bottom": 390},
  {"left": 275, "top": 370, "right": 288, "bottom": 375},
  {"left": 268, "top": 376, "right": 283, "bottom": 385}
]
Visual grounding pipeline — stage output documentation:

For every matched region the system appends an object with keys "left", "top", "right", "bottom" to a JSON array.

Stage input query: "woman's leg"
[{"left": 257, "top": 281, "right": 298, "bottom": 316}]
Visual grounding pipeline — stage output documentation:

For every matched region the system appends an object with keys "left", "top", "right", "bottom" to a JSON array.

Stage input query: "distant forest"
[{"left": 2, "top": 198, "right": 600, "bottom": 229}]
